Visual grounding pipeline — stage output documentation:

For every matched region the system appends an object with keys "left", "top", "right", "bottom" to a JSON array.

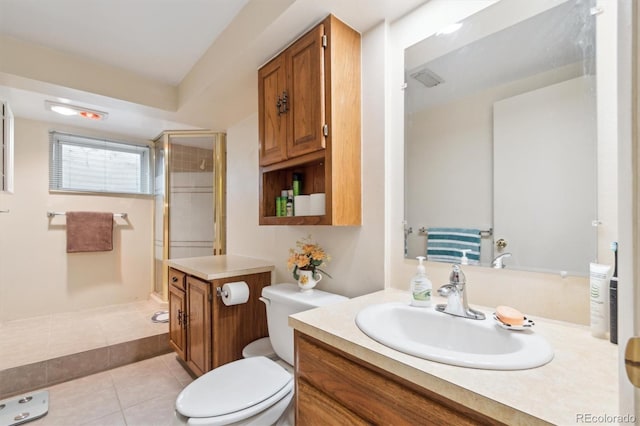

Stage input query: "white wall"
[{"left": 0, "top": 118, "right": 153, "bottom": 321}]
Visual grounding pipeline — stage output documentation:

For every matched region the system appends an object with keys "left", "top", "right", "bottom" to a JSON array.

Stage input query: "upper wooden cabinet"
[{"left": 258, "top": 15, "right": 361, "bottom": 226}]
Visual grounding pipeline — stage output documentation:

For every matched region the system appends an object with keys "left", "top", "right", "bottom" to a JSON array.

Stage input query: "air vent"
[{"left": 410, "top": 68, "right": 444, "bottom": 88}]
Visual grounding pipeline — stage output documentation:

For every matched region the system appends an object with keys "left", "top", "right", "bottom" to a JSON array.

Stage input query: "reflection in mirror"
[{"left": 404, "top": 0, "right": 597, "bottom": 276}]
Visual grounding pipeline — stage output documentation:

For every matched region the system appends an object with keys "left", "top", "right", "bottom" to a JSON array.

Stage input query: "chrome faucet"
[
  {"left": 436, "top": 265, "right": 485, "bottom": 320},
  {"left": 491, "top": 252, "right": 512, "bottom": 268}
]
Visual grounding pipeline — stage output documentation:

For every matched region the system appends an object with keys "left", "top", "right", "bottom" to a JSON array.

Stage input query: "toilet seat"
[{"left": 176, "top": 356, "right": 293, "bottom": 422}]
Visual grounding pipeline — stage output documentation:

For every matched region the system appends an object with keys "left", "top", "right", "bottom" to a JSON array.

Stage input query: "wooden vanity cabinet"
[
  {"left": 294, "top": 332, "right": 504, "bottom": 426},
  {"left": 168, "top": 268, "right": 271, "bottom": 377},
  {"left": 258, "top": 14, "right": 361, "bottom": 226}
]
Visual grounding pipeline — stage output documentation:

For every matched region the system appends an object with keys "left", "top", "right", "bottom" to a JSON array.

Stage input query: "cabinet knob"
[{"left": 172, "top": 276, "right": 178, "bottom": 283}]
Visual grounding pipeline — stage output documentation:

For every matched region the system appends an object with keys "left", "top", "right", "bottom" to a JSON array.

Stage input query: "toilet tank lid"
[{"left": 262, "top": 283, "right": 348, "bottom": 307}]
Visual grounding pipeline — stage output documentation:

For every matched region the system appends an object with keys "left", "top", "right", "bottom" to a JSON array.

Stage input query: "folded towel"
[
  {"left": 427, "top": 227, "right": 481, "bottom": 264},
  {"left": 66, "top": 211, "right": 114, "bottom": 253}
]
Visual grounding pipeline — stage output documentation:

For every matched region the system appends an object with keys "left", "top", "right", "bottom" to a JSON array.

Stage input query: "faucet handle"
[{"left": 449, "top": 264, "right": 466, "bottom": 285}]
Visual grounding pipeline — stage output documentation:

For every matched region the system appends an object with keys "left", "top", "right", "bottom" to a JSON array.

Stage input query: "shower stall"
[{"left": 153, "top": 131, "right": 226, "bottom": 301}]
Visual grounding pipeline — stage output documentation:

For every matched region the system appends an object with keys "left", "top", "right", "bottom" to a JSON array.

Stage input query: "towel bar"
[
  {"left": 47, "top": 211, "right": 128, "bottom": 219},
  {"left": 418, "top": 227, "right": 493, "bottom": 237}
]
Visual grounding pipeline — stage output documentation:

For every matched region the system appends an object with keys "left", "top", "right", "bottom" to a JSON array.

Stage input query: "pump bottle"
[{"left": 410, "top": 256, "right": 432, "bottom": 307}]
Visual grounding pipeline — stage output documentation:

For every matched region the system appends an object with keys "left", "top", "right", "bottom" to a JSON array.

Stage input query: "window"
[{"left": 49, "top": 131, "right": 151, "bottom": 195}]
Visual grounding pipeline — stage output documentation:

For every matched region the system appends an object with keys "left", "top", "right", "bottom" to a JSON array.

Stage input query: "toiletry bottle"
[
  {"left": 460, "top": 249, "right": 470, "bottom": 265},
  {"left": 589, "top": 262, "right": 610, "bottom": 339},
  {"left": 292, "top": 173, "right": 302, "bottom": 196},
  {"left": 410, "top": 256, "right": 432, "bottom": 307},
  {"left": 286, "top": 190, "right": 294, "bottom": 217}
]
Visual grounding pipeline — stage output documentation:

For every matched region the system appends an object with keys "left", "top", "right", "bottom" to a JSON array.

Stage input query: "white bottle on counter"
[{"left": 410, "top": 256, "right": 432, "bottom": 307}]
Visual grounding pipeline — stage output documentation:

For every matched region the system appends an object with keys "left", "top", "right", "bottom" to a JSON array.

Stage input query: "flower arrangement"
[{"left": 287, "top": 235, "right": 332, "bottom": 282}]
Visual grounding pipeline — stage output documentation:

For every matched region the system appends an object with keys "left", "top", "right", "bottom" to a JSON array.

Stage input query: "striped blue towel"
[{"left": 427, "top": 228, "right": 481, "bottom": 264}]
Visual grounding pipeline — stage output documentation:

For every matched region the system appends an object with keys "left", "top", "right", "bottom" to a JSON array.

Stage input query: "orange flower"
[{"left": 287, "top": 235, "right": 332, "bottom": 278}]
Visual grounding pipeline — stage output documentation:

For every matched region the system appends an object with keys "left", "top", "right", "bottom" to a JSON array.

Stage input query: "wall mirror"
[{"left": 404, "top": 0, "right": 597, "bottom": 276}]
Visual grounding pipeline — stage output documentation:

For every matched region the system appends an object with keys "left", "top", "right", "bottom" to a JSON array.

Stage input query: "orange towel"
[{"left": 66, "top": 211, "right": 114, "bottom": 253}]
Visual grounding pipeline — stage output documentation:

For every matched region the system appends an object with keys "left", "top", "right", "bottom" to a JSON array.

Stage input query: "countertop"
[
  {"left": 289, "top": 288, "right": 619, "bottom": 425},
  {"left": 166, "top": 255, "right": 274, "bottom": 281}
]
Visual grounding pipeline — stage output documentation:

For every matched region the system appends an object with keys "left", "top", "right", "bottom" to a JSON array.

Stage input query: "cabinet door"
[
  {"left": 287, "top": 23, "right": 326, "bottom": 158},
  {"left": 186, "top": 276, "right": 211, "bottom": 376},
  {"left": 168, "top": 285, "right": 187, "bottom": 361},
  {"left": 259, "top": 54, "right": 288, "bottom": 166}
]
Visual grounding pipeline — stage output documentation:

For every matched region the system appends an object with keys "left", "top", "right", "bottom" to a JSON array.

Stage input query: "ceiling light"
[
  {"left": 45, "top": 101, "right": 108, "bottom": 120},
  {"left": 436, "top": 22, "right": 463, "bottom": 36}
]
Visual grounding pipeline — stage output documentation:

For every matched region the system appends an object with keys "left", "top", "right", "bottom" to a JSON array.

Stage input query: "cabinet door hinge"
[
  {"left": 322, "top": 34, "right": 327, "bottom": 48},
  {"left": 323, "top": 124, "right": 329, "bottom": 137}
]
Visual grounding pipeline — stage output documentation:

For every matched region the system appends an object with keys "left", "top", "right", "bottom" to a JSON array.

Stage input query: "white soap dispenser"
[
  {"left": 410, "top": 256, "right": 432, "bottom": 307},
  {"left": 460, "top": 249, "right": 470, "bottom": 265}
]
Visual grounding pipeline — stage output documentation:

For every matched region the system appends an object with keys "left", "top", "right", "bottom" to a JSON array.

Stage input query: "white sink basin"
[{"left": 355, "top": 302, "right": 553, "bottom": 370}]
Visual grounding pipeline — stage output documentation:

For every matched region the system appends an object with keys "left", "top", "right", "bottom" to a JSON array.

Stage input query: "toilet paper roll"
[
  {"left": 309, "top": 193, "right": 326, "bottom": 216},
  {"left": 294, "top": 195, "right": 310, "bottom": 216},
  {"left": 221, "top": 281, "right": 249, "bottom": 306}
]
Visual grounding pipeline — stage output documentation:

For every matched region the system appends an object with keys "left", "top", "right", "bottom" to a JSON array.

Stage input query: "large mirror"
[{"left": 404, "top": 0, "right": 597, "bottom": 276}]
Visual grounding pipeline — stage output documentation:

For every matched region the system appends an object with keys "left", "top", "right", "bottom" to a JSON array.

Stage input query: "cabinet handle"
[
  {"left": 172, "top": 276, "right": 178, "bottom": 283},
  {"left": 182, "top": 311, "right": 188, "bottom": 329},
  {"left": 177, "top": 309, "right": 182, "bottom": 325},
  {"left": 276, "top": 91, "right": 288, "bottom": 115}
]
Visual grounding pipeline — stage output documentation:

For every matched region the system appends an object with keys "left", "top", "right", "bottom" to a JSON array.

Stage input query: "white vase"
[{"left": 297, "top": 269, "right": 322, "bottom": 292}]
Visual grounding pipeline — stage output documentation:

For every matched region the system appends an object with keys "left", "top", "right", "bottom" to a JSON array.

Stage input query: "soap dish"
[{"left": 493, "top": 314, "right": 535, "bottom": 331}]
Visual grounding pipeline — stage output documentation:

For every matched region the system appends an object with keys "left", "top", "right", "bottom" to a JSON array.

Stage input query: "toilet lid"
[{"left": 176, "top": 356, "right": 293, "bottom": 419}]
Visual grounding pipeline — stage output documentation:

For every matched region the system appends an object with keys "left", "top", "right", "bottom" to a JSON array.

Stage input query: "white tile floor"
[
  {"left": 27, "top": 353, "right": 192, "bottom": 426},
  {"left": 0, "top": 300, "right": 168, "bottom": 371}
]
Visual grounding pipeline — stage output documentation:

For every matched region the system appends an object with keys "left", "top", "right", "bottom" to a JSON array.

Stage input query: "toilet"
[{"left": 174, "top": 283, "right": 348, "bottom": 426}]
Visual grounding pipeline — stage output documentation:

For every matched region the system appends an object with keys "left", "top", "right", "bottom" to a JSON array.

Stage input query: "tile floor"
[
  {"left": 25, "top": 352, "right": 193, "bottom": 426},
  {"left": 0, "top": 299, "right": 168, "bottom": 371}
]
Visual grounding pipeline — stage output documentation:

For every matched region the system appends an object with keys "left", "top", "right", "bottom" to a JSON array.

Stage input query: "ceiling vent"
[{"left": 410, "top": 68, "right": 444, "bottom": 88}]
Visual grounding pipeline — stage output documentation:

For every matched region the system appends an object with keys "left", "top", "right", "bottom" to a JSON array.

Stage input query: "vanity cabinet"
[
  {"left": 294, "top": 331, "right": 504, "bottom": 425},
  {"left": 168, "top": 267, "right": 271, "bottom": 377},
  {"left": 258, "top": 14, "right": 361, "bottom": 226}
]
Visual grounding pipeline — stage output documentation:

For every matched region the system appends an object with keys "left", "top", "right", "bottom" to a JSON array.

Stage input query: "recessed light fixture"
[
  {"left": 436, "top": 22, "right": 463, "bottom": 36},
  {"left": 45, "top": 101, "right": 108, "bottom": 120}
]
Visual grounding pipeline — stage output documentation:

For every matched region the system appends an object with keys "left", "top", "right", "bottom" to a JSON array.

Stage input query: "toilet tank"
[{"left": 261, "top": 283, "right": 348, "bottom": 365}]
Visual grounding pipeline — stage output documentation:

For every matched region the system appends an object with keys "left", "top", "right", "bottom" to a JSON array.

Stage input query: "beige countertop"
[
  {"left": 289, "top": 288, "right": 619, "bottom": 425},
  {"left": 166, "top": 255, "right": 274, "bottom": 281}
]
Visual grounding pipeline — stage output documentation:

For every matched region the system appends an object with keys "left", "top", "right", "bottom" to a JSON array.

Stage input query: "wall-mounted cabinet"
[{"left": 258, "top": 15, "right": 361, "bottom": 226}]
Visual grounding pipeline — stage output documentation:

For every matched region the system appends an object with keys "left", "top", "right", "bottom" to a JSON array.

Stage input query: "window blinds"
[{"left": 49, "top": 131, "right": 151, "bottom": 195}]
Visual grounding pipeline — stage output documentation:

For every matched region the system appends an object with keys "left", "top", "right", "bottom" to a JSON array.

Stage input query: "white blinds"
[{"left": 49, "top": 131, "right": 151, "bottom": 195}]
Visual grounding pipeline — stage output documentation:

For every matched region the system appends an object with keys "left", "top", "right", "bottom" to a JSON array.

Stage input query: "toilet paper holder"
[{"left": 215, "top": 281, "right": 250, "bottom": 306}]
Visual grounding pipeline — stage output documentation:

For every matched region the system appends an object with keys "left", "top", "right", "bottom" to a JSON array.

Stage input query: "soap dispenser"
[
  {"left": 410, "top": 256, "right": 432, "bottom": 307},
  {"left": 460, "top": 249, "right": 470, "bottom": 265}
]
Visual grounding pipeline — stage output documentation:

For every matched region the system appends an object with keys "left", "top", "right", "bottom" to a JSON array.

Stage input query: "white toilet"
[{"left": 174, "top": 283, "right": 348, "bottom": 426}]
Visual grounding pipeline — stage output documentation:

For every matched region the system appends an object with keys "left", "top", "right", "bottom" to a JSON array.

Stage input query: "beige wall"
[{"left": 0, "top": 118, "right": 153, "bottom": 321}]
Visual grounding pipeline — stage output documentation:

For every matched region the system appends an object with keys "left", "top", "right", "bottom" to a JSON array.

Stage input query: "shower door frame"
[{"left": 154, "top": 130, "right": 226, "bottom": 302}]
